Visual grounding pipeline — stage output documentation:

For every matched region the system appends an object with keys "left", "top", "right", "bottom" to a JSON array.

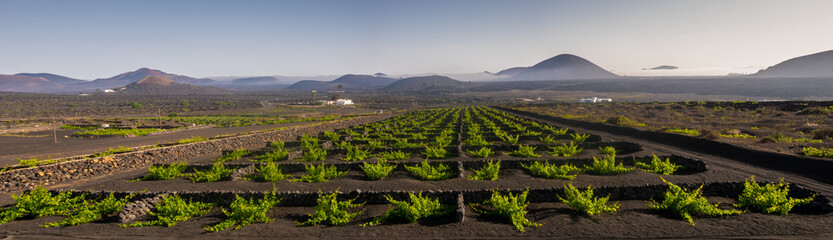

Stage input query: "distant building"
[
  {"left": 579, "top": 97, "right": 612, "bottom": 103},
  {"left": 321, "top": 99, "right": 354, "bottom": 106},
  {"left": 103, "top": 89, "right": 115, "bottom": 93}
]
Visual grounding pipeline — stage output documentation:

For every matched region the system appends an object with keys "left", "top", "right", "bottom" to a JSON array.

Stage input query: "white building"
[
  {"left": 322, "top": 99, "right": 354, "bottom": 106},
  {"left": 579, "top": 97, "right": 612, "bottom": 103}
]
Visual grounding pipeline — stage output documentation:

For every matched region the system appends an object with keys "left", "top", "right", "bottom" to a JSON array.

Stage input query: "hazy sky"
[{"left": 2, "top": 0, "right": 832, "bottom": 79}]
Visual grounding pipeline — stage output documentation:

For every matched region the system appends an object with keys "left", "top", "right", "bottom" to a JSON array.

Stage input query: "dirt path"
[{"left": 0, "top": 122, "right": 309, "bottom": 166}]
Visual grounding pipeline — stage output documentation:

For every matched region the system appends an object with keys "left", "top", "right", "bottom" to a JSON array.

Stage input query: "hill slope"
[
  {"left": 0, "top": 75, "right": 64, "bottom": 93},
  {"left": 754, "top": 49, "right": 833, "bottom": 78},
  {"left": 119, "top": 76, "right": 231, "bottom": 95},
  {"left": 15, "top": 73, "right": 86, "bottom": 85},
  {"left": 87, "top": 68, "right": 214, "bottom": 90},
  {"left": 285, "top": 74, "right": 396, "bottom": 90},
  {"left": 511, "top": 54, "right": 618, "bottom": 80},
  {"left": 381, "top": 75, "right": 466, "bottom": 92},
  {"left": 495, "top": 67, "right": 528, "bottom": 76}
]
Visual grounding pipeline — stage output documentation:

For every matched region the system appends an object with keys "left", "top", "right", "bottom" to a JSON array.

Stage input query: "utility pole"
[{"left": 51, "top": 115, "right": 57, "bottom": 144}]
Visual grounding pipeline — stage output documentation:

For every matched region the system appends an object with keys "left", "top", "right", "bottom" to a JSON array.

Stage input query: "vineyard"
[{"left": 0, "top": 107, "right": 830, "bottom": 238}]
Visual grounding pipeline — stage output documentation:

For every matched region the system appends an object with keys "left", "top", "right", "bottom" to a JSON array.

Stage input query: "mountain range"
[
  {"left": 2, "top": 50, "right": 833, "bottom": 94},
  {"left": 286, "top": 74, "right": 397, "bottom": 90},
  {"left": 119, "top": 76, "right": 231, "bottom": 95},
  {"left": 753, "top": 49, "right": 833, "bottom": 78},
  {"left": 498, "top": 54, "right": 619, "bottom": 80}
]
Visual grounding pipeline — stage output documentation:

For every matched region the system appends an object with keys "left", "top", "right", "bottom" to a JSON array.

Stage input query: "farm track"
[{"left": 498, "top": 107, "right": 833, "bottom": 200}]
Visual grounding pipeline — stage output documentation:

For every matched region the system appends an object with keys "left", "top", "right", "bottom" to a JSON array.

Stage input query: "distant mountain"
[
  {"left": 0, "top": 74, "right": 65, "bottom": 93},
  {"left": 511, "top": 54, "right": 618, "bottom": 80},
  {"left": 754, "top": 49, "right": 833, "bottom": 78},
  {"left": 644, "top": 65, "right": 679, "bottom": 70},
  {"left": 15, "top": 73, "right": 86, "bottom": 85},
  {"left": 495, "top": 67, "right": 528, "bottom": 76},
  {"left": 285, "top": 74, "right": 396, "bottom": 90},
  {"left": 231, "top": 76, "right": 280, "bottom": 85},
  {"left": 86, "top": 68, "right": 214, "bottom": 90},
  {"left": 119, "top": 76, "right": 231, "bottom": 95},
  {"left": 381, "top": 75, "right": 466, "bottom": 92}
]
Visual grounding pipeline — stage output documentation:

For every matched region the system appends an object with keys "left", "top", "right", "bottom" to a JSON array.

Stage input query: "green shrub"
[
  {"left": 246, "top": 163, "right": 290, "bottom": 182},
  {"left": 636, "top": 155, "right": 682, "bottom": 175},
  {"left": 719, "top": 133, "right": 756, "bottom": 139},
  {"left": 334, "top": 141, "right": 352, "bottom": 149},
  {"left": 190, "top": 162, "right": 234, "bottom": 183},
  {"left": 405, "top": 160, "right": 453, "bottom": 181},
  {"left": 0, "top": 187, "right": 87, "bottom": 225},
  {"left": 521, "top": 130, "right": 541, "bottom": 136},
  {"left": 290, "top": 164, "right": 346, "bottom": 183},
  {"left": 392, "top": 139, "right": 420, "bottom": 148},
  {"left": 300, "top": 147, "right": 327, "bottom": 162},
  {"left": 802, "top": 147, "right": 833, "bottom": 158},
  {"left": 125, "top": 195, "right": 213, "bottom": 227},
  {"left": 664, "top": 128, "right": 700, "bottom": 136},
  {"left": 17, "top": 157, "right": 59, "bottom": 167},
  {"left": 464, "top": 134, "right": 491, "bottom": 146},
  {"left": 206, "top": 192, "right": 280, "bottom": 232},
  {"left": 648, "top": 178, "right": 742, "bottom": 225},
  {"left": 360, "top": 160, "right": 396, "bottom": 180},
  {"left": 539, "top": 135, "right": 558, "bottom": 144},
  {"left": 177, "top": 136, "right": 208, "bottom": 144},
  {"left": 77, "top": 128, "right": 161, "bottom": 136},
  {"left": 299, "top": 191, "right": 364, "bottom": 226},
  {"left": 558, "top": 184, "right": 619, "bottom": 216},
  {"left": 93, "top": 146, "right": 133, "bottom": 158},
  {"left": 299, "top": 135, "right": 320, "bottom": 150},
  {"left": 500, "top": 134, "right": 520, "bottom": 145},
  {"left": 551, "top": 128, "right": 569, "bottom": 135},
  {"left": 470, "top": 189, "right": 540, "bottom": 232},
  {"left": 522, "top": 161, "right": 580, "bottom": 180},
  {"left": 606, "top": 115, "right": 646, "bottom": 127},
  {"left": 735, "top": 176, "right": 815, "bottom": 215},
  {"left": 467, "top": 147, "right": 494, "bottom": 158},
  {"left": 570, "top": 133, "right": 590, "bottom": 143},
  {"left": 363, "top": 192, "right": 451, "bottom": 226},
  {"left": 468, "top": 160, "right": 500, "bottom": 180},
  {"left": 343, "top": 146, "right": 371, "bottom": 161},
  {"left": 509, "top": 145, "right": 541, "bottom": 158},
  {"left": 215, "top": 149, "right": 251, "bottom": 163},
  {"left": 598, "top": 146, "right": 618, "bottom": 156},
  {"left": 254, "top": 149, "right": 289, "bottom": 162},
  {"left": 375, "top": 150, "right": 410, "bottom": 161},
  {"left": 431, "top": 136, "right": 453, "bottom": 147},
  {"left": 423, "top": 146, "right": 449, "bottom": 159},
  {"left": 583, "top": 155, "right": 632, "bottom": 175},
  {"left": 548, "top": 142, "right": 583, "bottom": 157},
  {"left": 761, "top": 132, "right": 822, "bottom": 143},
  {"left": 137, "top": 162, "right": 188, "bottom": 181},
  {"left": 322, "top": 131, "right": 341, "bottom": 141},
  {"left": 60, "top": 125, "right": 96, "bottom": 130},
  {"left": 367, "top": 140, "right": 385, "bottom": 148},
  {"left": 44, "top": 192, "right": 137, "bottom": 227},
  {"left": 269, "top": 141, "right": 285, "bottom": 149},
  {"left": 123, "top": 102, "right": 143, "bottom": 109}
]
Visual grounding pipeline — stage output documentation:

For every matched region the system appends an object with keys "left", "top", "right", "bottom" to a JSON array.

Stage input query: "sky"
[{"left": 1, "top": 0, "right": 833, "bottom": 80}]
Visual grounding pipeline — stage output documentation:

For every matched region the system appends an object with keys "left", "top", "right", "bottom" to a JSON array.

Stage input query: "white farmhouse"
[
  {"left": 321, "top": 99, "right": 354, "bottom": 106},
  {"left": 579, "top": 97, "right": 612, "bottom": 103}
]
